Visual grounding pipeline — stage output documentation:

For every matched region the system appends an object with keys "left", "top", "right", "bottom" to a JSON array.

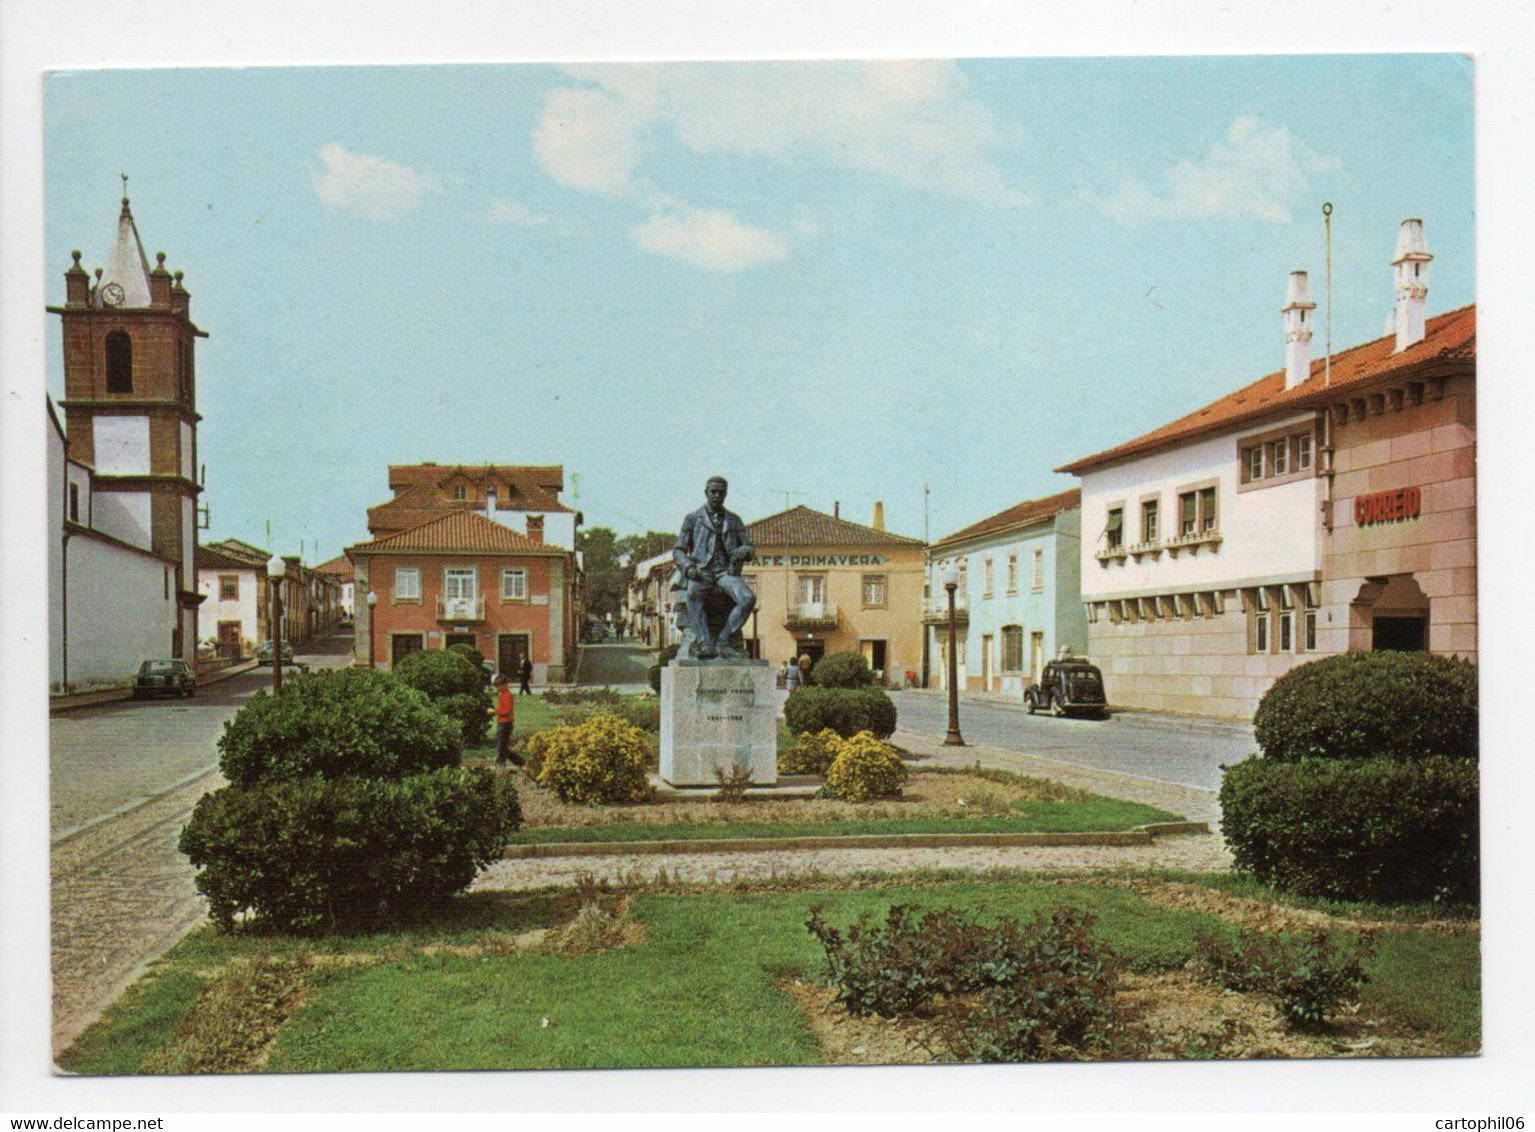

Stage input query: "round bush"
[
  {"left": 394, "top": 648, "right": 486, "bottom": 701},
  {"left": 535, "top": 713, "right": 653, "bottom": 805},
  {"left": 811, "top": 650, "right": 874, "bottom": 689},
  {"left": 824, "top": 732, "right": 908, "bottom": 802},
  {"left": 780, "top": 728, "right": 844, "bottom": 776},
  {"left": 783, "top": 686, "right": 897, "bottom": 739},
  {"left": 447, "top": 642, "right": 487, "bottom": 671},
  {"left": 438, "top": 692, "right": 492, "bottom": 748},
  {"left": 1219, "top": 755, "right": 1478, "bottom": 902},
  {"left": 179, "top": 767, "right": 521, "bottom": 934},
  {"left": 217, "top": 667, "right": 462, "bottom": 787},
  {"left": 1253, "top": 652, "right": 1478, "bottom": 763}
]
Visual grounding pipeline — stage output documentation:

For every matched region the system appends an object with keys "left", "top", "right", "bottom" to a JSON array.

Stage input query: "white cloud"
[
  {"left": 1090, "top": 117, "right": 1337, "bottom": 224},
  {"left": 482, "top": 198, "right": 549, "bottom": 228},
  {"left": 629, "top": 208, "right": 789, "bottom": 272},
  {"left": 310, "top": 143, "right": 438, "bottom": 221},
  {"left": 536, "top": 61, "right": 1025, "bottom": 208},
  {"left": 534, "top": 86, "right": 645, "bottom": 197}
]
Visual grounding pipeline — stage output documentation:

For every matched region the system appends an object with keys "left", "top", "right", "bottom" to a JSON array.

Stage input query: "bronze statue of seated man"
[{"left": 672, "top": 476, "right": 756, "bottom": 659}]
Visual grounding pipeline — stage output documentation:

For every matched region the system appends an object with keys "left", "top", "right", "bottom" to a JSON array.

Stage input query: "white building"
[
  {"left": 924, "top": 489, "right": 1087, "bottom": 695},
  {"left": 1059, "top": 220, "right": 1476, "bottom": 719},
  {"left": 196, "top": 542, "right": 267, "bottom": 659},
  {"left": 49, "top": 399, "right": 181, "bottom": 691}
]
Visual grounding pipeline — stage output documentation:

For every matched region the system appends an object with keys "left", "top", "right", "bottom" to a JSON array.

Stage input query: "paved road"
[
  {"left": 891, "top": 691, "right": 1255, "bottom": 793},
  {"left": 578, "top": 641, "right": 652, "bottom": 689},
  {"left": 49, "top": 632, "right": 352, "bottom": 1055}
]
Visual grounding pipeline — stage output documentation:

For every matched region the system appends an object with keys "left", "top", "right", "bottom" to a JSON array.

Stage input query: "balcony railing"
[
  {"left": 921, "top": 593, "right": 969, "bottom": 625},
  {"left": 437, "top": 596, "right": 486, "bottom": 622},
  {"left": 785, "top": 601, "right": 840, "bottom": 629}
]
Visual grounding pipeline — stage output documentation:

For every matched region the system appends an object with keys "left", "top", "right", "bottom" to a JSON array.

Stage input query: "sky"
[{"left": 43, "top": 55, "right": 1474, "bottom": 563}]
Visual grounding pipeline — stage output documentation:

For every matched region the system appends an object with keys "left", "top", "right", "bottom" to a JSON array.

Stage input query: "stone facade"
[{"left": 659, "top": 661, "right": 778, "bottom": 786}]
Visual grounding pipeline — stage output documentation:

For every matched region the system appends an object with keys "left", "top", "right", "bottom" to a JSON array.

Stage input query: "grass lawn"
[{"left": 60, "top": 876, "right": 1479, "bottom": 1074}]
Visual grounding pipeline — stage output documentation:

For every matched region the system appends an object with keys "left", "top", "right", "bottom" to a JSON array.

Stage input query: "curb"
[
  {"left": 898, "top": 689, "right": 1254, "bottom": 737},
  {"left": 501, "top": 821, "right": 1209, "bottom": 859}
]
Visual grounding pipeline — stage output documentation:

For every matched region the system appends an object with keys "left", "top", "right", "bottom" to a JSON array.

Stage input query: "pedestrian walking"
[
  {"left": 785, "top": 656, "right": 803, "bottom": 692},
  {"left": 491, "top": 674, "right": 523, "bottom": 767},
  {"left": 518, "top": 655, "right": 534, "bottom": 695}
]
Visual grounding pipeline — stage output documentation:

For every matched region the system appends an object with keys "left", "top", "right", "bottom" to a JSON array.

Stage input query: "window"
[
  {"left": 105, "top": 331, "right": 133, "bottom": 393},
  {"left": 1006, "top": 555, "right": 1018, "bottom": 593},
  {"left": 1001, "top": 625, "right": 1024, "bottom": 672},
  {"left": 1303, "top": 608, "right": 1318, "bottom": 651},
  {"left": 1199, "top": 487, "right": 1217, "bottom": 533},
  {"left": 501, "top": 568, "right": 528, "bottom": 600},
  {"left": 796, "top": 574, "right": 826, "bottom": 606},
  {"left": 1270, "top": 439, "right": 1289, "bottom": 476},
  {"left": 958, "top": 561, "right": 968, "bottom": 593},
  {"left": 1106, "top": 507, "right": 1124, "bottom": 550},
  {"left": 68, "top": 483, "right": 80, "bottom": 523},
  {"left": 982, "top": 558, "right": 994, "bottom": 596},
  {"left": 452, "top": 484, "right": 467, "bottom": 501},
  {"left": 1141, "top": 498, "right": 1159, "bottom": 543},
  {"left": 394, "top": 566, "right": 421, "bottom": 601},
  {"left": 1296, "top": 434, "right": 1313, "bottom": 471},
  {"left": 1031, "top": 548, "right": 1044, "bottom": 591},
  {"left": 444, "top": 567, "right": 478, "bottom": 599},
  {"left": 1179, "top": 492, "right": 1198, "bottom": 536},
  {"left": 1247, "top": 446, "right": 1265, "bottom": 481},
  {"left": 1278, "top": 608, "right": 1294, "bottom": 652},
  {"left": 219, "top": 575, "right": 239, "bottom": 601},
  {"left": 1252, "top": 588, "right": 1272, "bottom": 654},
  {"left": 861, "top": 574, "right": 887, "bottom": 607}
]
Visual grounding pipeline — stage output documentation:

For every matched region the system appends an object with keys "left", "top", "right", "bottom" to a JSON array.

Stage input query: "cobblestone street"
[{"left": 48, "top": 635, "right": 352, "bottom": 1056}]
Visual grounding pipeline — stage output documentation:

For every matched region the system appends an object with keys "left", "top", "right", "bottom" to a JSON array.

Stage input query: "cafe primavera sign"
[{"left": 754, "top": 554, "right": 889, "bottom": 567}]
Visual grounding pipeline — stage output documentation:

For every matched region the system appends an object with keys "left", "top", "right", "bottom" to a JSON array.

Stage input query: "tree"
[{"left": 578, "top": 528, "right": 678, "bottom": 622}]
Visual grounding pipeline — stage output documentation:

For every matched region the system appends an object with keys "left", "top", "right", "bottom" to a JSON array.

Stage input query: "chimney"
[
  {"left": 527, "top": 514, "right": 545, "bottom": 544},
  {"left": 485, "top": 486, "right": 497, "bottom": 520},
  {"left": 833, "top": 501, "right": 840, "bottom": 519},
  {"left": 1392, "top": 218, "right": 1432, "bottom": 353},
  {"left": 1281, "top": 270, "right": 1316, "bottom": 390},
  {"left": 872, "top": 501, "right": 885, "bottom": 531}
]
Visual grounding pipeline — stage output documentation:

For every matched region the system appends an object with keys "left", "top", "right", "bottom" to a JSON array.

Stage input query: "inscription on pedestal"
[{"left": 660, "top": 661, "right": 778, "bottom": 787}]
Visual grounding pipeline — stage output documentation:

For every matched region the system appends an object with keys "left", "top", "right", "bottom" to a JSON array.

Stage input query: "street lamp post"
[
  {"left": 941, "top": 562, "right": 965, "bottom": 747},
  {"left": 268, "top": 555, "right": 287, "bottom": 695},
  {"left": 366, "top": 590, "right": 379, "bottom": 669}
]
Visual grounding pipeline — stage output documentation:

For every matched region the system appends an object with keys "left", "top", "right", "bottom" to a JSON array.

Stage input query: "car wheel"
[{"left": 1051, "top": 694, "right": 1067, "bottom": 718}]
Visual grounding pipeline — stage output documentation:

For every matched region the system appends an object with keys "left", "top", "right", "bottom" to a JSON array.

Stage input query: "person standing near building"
[
  {"left": 518, "top": 654, "right": 534, "bottom": 695},
  {"left": 786, "top": 656, "right": 803, "bottom": 691},
  {"left": 491, "top": 674, "right": 522, "bottom": 767}
]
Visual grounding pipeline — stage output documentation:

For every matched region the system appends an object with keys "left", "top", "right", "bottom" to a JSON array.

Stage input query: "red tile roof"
[
  {"left": 746, "top": 505, "right": 923, "bottom": 548},
  {"left": 1057, "top": 304, "right": 1476, "bottom": 475},
  {"left": 931, "top": 488, "right": 1081, "bottom": 551},
  {"left": 347, "top": 510, "right": 566, "bottom": 557},
  {"left": 368, "top": 463, "right": 570, "bottom": 534},
  {"left": 313, "top": 554, "right": 355, "bottom": 580},
  {"left": 195, "top": 544, "right": 257, "bottom": 571}
]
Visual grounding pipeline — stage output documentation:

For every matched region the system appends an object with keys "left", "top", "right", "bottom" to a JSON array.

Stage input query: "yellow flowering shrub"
[
  {"left": 824, "top": 731, "right": 908, "bottom": 802},
  {"left": 525, "top": 723, "right": 580, "bottom": 780},
  {"left": 780, "top": 728, "right": 845, "bottom": 776},
  {"left": 536, "top": 713, "right": 653, "bottom": 806}
]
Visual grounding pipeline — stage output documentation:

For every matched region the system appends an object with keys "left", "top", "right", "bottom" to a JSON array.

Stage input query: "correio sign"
[{"left": 1355, "top": 486, "right": 1422, "bottom": 526}]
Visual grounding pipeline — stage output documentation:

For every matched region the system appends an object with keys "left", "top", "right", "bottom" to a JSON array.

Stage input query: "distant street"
[
  {"left": 577, "top": 640, "right": 652, "bottom": 689},
  {"left": 50, "top": 632, "right": 353, "bottom": 1054}
]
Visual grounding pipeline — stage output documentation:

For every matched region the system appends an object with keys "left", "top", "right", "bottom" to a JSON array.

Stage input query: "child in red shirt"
[{"left": 491, "top": 674, "right": 523, "bottom": 767}]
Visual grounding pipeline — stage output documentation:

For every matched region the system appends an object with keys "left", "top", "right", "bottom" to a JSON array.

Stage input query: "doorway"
[
  {"left": 445, "top": 632, "right": 477, "bottom": 652},
  {"left": 796, "top": 639, "right": 826, "bottom": 667},
  {"left": 217, "top": 620, "right": 242, "bottom": 660},
  {"left": 860, "top": 639, "right": 888, "bottom": 683},
  {"left": 498, "top": 632, "right": 532, "bottom": 677},
  {"left": 1373, "top": 617, "right": 1428, "bottom": 652},
  {"left": 391, "top": 633, "right": 424, "bottom": 667}
]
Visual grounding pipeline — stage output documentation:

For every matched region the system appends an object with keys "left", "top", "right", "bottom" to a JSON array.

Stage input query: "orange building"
[{"left": 347, "top": 510, "right": 576, "bottom": 682}]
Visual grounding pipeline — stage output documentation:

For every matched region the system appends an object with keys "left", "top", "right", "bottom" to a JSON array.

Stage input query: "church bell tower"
[{"left": 49, "top": 181, "right": 208, "bottom": 661}]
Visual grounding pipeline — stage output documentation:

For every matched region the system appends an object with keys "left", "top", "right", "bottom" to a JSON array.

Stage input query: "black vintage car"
[
  {"left": 1024, "top": 658, "right": 1108, "bottom": 718},
  {"left": 133, "top": 659, "right": 196, "bottom": 699}
]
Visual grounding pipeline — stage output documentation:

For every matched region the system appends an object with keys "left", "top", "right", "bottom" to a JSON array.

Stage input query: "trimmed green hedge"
[
  {"left": 783, "top": 686, "right": 897, "bottom": 739},
  {"left": 1219, "top": 756, "right": 1478, "bottom": 903},
  {"left": 810, "top": 650, "right": 875, "bottom": 689},
  {"left": 394, "top": 648, "right": 486, "bottom": 700},
  {"left": 179, "top": 767, "right": 522, "bottom": 933},
  {"left": 1253, "top": 652, "right": 1478, "bottom": 763},
  {"left": 217, "top": 668, "right": 462, "bottom": 786}
]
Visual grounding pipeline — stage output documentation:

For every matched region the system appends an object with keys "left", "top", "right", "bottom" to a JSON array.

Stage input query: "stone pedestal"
[{"left": 659, "top": 659, "right": 778, "bottom": 786}]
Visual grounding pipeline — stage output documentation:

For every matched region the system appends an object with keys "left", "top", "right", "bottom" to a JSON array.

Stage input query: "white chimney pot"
[
  {"left": 1281, "top": 269, "right": 1316, "bottom": 390},
  {"left": 1391, "top": 218, "right": 1433, "bottom": 353}
]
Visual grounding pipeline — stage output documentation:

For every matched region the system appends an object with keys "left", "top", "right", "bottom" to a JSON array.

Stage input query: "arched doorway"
[{"left": 1349, "top": 574, "right": 1430, "bottom": 653}]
